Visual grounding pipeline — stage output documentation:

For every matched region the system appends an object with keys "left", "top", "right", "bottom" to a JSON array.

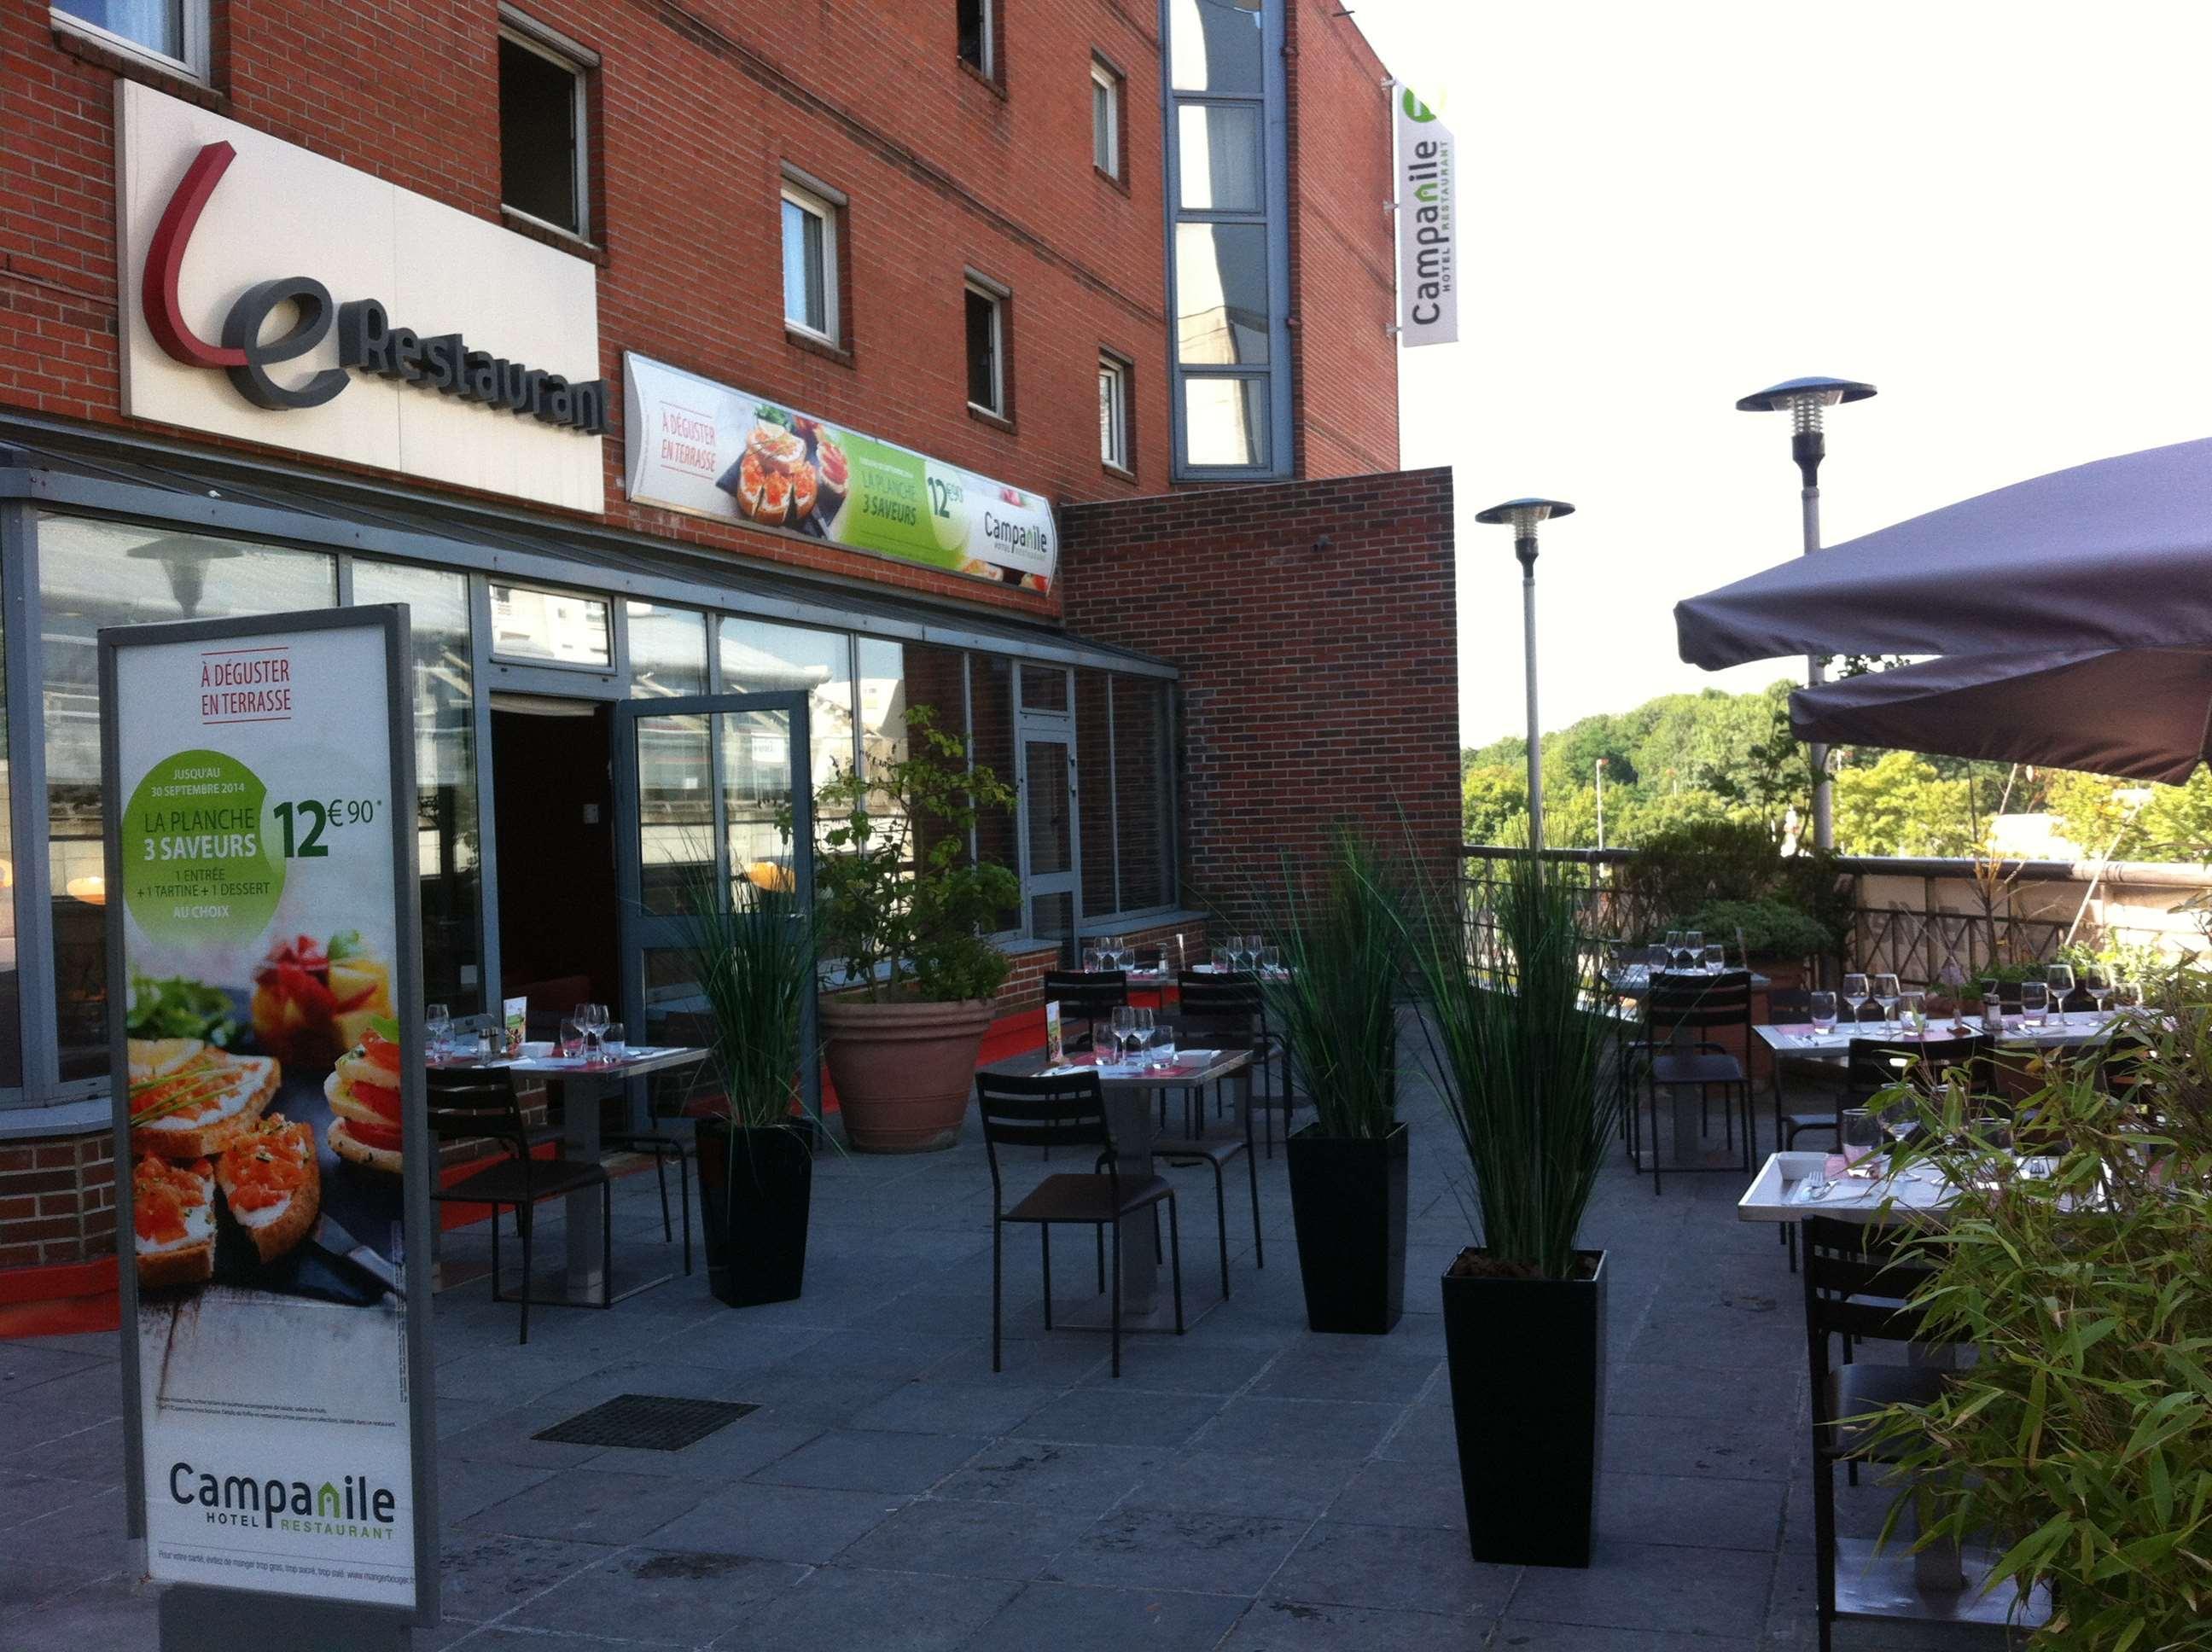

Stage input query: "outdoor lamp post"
[
  {"left": 1476, "top": 497, "right": 1575, "bottom": 854},
  {"left": 1735, "top": 376, "right": 1876, "bottom": 853}
]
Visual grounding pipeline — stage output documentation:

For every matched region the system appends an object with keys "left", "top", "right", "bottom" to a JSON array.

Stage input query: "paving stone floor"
[{"left": 3, "top": 1057, "right": 2025, "bottom": 1649}]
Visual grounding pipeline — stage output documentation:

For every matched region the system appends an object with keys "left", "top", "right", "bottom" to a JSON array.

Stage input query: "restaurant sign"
[
  {"left": 623, "top": 352, "right": 1058, "bottom": 592},
  {"left": 1394, "top": 84, "right": 1458, "bottom": 347},
  {"left": 104, "top": 607, "right": 435, "bottom": 1629}
]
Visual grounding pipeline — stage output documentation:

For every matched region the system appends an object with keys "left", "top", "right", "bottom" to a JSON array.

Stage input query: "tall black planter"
[
  {"left": 1441, "top": 1249, "right": 1607, "bottom": 1567},
  {"left": 695, "top": 1120, "right": 812, "bottom": 1308},
  {"left": 1284, "top": 1121, "right": 1408, "bottom": 1335}
]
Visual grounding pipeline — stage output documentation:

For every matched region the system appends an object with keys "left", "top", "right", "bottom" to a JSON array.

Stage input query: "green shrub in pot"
[{"left": 1679, "top": 897, "right": 1835, "bottom": 963}]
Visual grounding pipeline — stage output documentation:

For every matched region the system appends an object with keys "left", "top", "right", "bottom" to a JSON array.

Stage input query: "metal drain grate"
[{"left": 533, "top": 1393, "right": 759, "bottom": 1451}]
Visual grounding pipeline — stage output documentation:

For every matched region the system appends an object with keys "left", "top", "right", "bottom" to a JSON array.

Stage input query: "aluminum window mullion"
[
  {"left": 2, "top": 504, "right": 54, "bottom": 1103},
  {"left": 1105, "top": 677, "right": 1121, "bottom": 916},
  {"left": 466, "top": 572, "right": 504, "bottom": 1008}
]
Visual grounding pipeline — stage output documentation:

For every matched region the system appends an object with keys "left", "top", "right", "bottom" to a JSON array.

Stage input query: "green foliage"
[
  {"left": 1679, "top": 898, "right": 1835, "bottom": 962},
  {"left": 1606, "top": 818, "right": 1850, "bottom": 947},
  {"left": 1253, "top": 829, "right": 1404, "bottom": 1141},
  {"left": 1461, "top": 762, "right": 1528, "bottom": 844},
  {"left": 1832, "top": 750, "right": 1978, "bottom": 856},
  {"left": 1406, "top": 849, "right": 1620, "bottom": 1278},
  {"left": 672, "top": 869, "right": 818, "bottom": 1131},
  {"left": 1864, "top": 1008, "right": 2212, "bottom": 1648},
  {"left": 814, "top": 704, "right": 1020, "bottom": 1003}
]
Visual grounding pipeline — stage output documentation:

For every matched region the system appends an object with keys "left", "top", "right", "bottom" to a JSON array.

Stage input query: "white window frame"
[
  {"left": 779, "top": 182, "right": 841, "bottom": 345},
  {"left": 496, "top": 16, "right": 593, "bottom": 242},
  {"left": 958, "top": 0, "right": 995, "bottom": 79},
  {"left": 1091, "top": 60, "right": 1121, "bottom": 177},
  {"left": 1098, "top": 354, "right": 1130, "bottom": 471},
  {"left": 964, "top": 277, "right": 1007, "bottom": 417},
  {"left": 49, "top": 1, "right": 209, "bottom": 81}
]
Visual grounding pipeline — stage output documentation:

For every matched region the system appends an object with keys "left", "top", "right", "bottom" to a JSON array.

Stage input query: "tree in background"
[{"left": 1832, "top": 751, "right": 1976, "bottom": 856}]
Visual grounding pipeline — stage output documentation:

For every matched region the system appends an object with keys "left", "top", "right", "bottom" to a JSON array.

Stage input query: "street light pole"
[
  {"left": 1595, "top": 755, "right": 1606, "bottom": 851},
  {"left": 1476, "top": 498, "right": 1576, "bottom": 856},
  {"left": 1735, "top": 377, "right": 1877, "bottom": 852}
]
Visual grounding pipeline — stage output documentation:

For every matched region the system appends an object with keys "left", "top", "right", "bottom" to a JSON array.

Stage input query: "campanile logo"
[{"left": 141, "top": 138, "right": 609, "bottom": 432}]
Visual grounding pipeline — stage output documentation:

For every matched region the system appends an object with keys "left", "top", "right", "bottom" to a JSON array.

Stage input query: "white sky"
[{"left": 1341, "top": 0, "right": 2212, "bottom": 748}]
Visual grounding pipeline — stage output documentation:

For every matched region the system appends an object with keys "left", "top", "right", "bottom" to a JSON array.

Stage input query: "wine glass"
[
  {"left": 1664, "top": 931, "right": 1684, "bottom": 972},
  {"left": 2019, "top": 980, "right": 2049, "bottom": 1028},
  {"left": 1132, "top": 1006, "right": 1155, "bottom": 1063},
  {"left": 1082, "top": 946, "right": 1103, "bottom": 973},
  {"left": 1840, "top": 1107, "right": 1881, "bottom": 1176},
  {"left": 2085, "top": 966, "right": 2114, "bottom": 1022},
  {"left": 1682, "top": 930, "right": 1704, "bottom": 969},
  {"left": 1872, "top": 973, "right": 1901, "bottom": 1030},
  {"left": 2044, "top": 963, "right": 2075, "bottom": 1029},
  {"left": 1879, "top": 1095, "right": 1918, "bottom": 1147},
  {"left": 1109, "top": 1005, "right": 1137, "bottom": 1063},
  {"left": 1842, "top": 972, "right": 1869, "bottom": 1026},
  {"left": 425, "top": 1003, "right": 451, "bottom": 1062},
  {"left": 1809, "top": 990, "right": 1837, "bottom": 1033}
]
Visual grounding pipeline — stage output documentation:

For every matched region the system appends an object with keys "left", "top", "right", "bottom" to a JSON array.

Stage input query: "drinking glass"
[
  {"left": 1880, "top": 1095, "right": 1917, "bottom": 1144},
  {"left": 1109, "top": 1005, "right": 1136, "bottom": 1063},
  {"left": 2113, "top": 978, "right": 2142, "bottom": 1019},
  {"left": 425, "top": 1003, "right": 451, "bottom": 1062},
  {"left": 601, "top": 1021, "right": 626, "bottom": 1062},
  {"left": 1808, "top": 990, "right": 1837, "bottom": 1032},
  {"left": 1210, "top": 945, "right": 1231, "bottom": 973},
  {"left": 2019, "top": 980, "right": 2049, "bottom": 1027},
  {"left": 2044, "top": 963, "right": 2075, "bottom": 1028},
  {"left": 1664, "top": 931, "right": 1684, "bottom": 971},
  {"left": 1683, "top": 930, "right": 1704, "bottom": 969},
  {"left": 1703, "top": 944, "right": 1726, "bottom": 973},
  {"left": 1260, "top": 944, "right": 1282, "bottom": 976},
  {"left": 1975, "top": 1119, "right": 2017, "bottom": 1188},
  {"left": 1132, "top": 1006, "right": 1155, "bottom": 1062},
  {"left": 1979, "top": 979, "right": 2004, "bottom": 1032},
  {"left": 2085, "top": 967, "right": 2114, "bottom": 1021},
  {"left": 1872, "top": 972, "right": 1901, "bottom": 1029},
  {"left": 1239, "top": 934, "right": 1260, "bottom": 973},
  {"left": 1897, "top": 990, "right": 1926, "bottom": 1036},
  {"left": 1842, "top": 972, "right": 1869, "bottom": 1025},
  {"left": 558, "top": 1017, "right": 585, "bottom": 1059},
  {"left": 1082, "top": 947, "right": 1103, "bottom": 973},
  {"left": 1840, "top": 1107, "right": 1882, "bottom": 1176}
]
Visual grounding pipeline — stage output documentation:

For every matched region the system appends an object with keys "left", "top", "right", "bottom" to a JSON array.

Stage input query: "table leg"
[
  {"left": 560, "top": 1076, "right": 606, "bottom": 1304},
  {"left": 1906, "top": 1340, "right": 1966, "bottom": 1591},
  {"left": 1105, "top": 1089, "right": 1159, "bottom": 1317}
]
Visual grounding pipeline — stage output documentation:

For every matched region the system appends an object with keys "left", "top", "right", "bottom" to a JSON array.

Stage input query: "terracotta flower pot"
[{"left": 820, "top": 996, "right": 995, "bottom": 1153}]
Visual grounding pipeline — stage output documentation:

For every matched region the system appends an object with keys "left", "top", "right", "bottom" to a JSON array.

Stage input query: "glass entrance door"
[
  {"left": 1016, "top": 718, "right": 1080, "bottom": 948},
  {"left": 612, "top": 692, "right": 818, "bottom": 1119}
]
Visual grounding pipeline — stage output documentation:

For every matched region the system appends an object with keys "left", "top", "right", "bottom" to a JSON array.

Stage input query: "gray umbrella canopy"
[{"left": 1675, "top": 436, "right": 2212, "bottom": 782}]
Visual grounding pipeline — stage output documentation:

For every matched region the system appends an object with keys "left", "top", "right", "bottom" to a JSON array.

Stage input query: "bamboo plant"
[
  {"left": 672, "top": 858, "right": 820, "bottom": 1134},
  {"left": 1405, "top": 846, "right": 1621, "bottom": 1279}
]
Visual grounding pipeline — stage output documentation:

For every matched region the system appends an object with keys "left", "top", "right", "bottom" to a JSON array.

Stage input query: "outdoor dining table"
[
  {"left": 1755, "top": 1007, "right": 2130, "bottom": 1060},
  {"left": 436, "top": 1044, "right": 707, "bottom": 1306},
  {"left": 978, "top": 1043, "right": 1254, "bottom": 1327}
]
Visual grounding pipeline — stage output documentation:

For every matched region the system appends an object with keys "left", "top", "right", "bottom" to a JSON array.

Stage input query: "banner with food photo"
[
  {"left": 104, "top": 607, "right": 431, "bottom": 1615},
  {"left": 621, "top": 351, "right": 1059, "bottom": 592}
]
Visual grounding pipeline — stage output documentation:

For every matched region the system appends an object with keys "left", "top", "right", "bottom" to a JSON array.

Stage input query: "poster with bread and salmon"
[{"left": 103, "top": 607, "right": 433, "bottom": 1620}]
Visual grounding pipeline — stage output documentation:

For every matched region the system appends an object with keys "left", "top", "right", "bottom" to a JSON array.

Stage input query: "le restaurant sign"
[{"left": 116, "top": 81, "right": 608, "bottom": 512}]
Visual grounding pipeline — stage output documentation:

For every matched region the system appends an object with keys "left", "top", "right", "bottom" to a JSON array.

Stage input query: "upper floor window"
[
  {"left": 51, "top": 0, "right": 207, "bottom": 78},
  {"left": 965, "top": 279, "right": 1007, "bottom": 417},
  {"left": 781, "top": 182, "right": 840, "bottom": 344},
  {"left": 498, "top": 19, "right": 591, "bottom": 240},
  {"left": 957, "top": 0, "right": 994, "bottom": 79},
  {"left": 1098, "top": 354, "right": 1130, "bottom": 472},
  {"left": 1091, "top": 60, "right": 1122, "bottom": 177}
]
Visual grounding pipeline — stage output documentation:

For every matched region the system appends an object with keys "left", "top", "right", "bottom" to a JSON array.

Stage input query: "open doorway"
[{"left": 491, "top": 695, "right": 619, "bottom": 1031}]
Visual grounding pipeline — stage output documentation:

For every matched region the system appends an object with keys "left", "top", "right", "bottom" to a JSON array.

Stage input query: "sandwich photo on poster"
[{"left": 109, "top": 610, "right": 425, "bottom": 1611}]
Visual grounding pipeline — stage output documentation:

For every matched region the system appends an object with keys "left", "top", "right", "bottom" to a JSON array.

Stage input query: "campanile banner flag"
[{"left": 1395, "top": 84, "right": 1458, "bottom": 347}]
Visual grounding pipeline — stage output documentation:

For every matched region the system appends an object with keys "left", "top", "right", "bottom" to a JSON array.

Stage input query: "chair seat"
[
  {"left": 1004, "top": 1172, "right": 1172, "bottom": 1224},
  {"left": 1820, "top": 1362, "right": 1949, "bottom": 1458},
  {"left": 1154, "top": 1131, "right": 1249, "bottom": 1166},
  {"left": 435, "top": 1155, "right": 608, "bottom": 1206},
  {"left": 1650, "top": 1052, "right": 1746, "bottom": 1085}
]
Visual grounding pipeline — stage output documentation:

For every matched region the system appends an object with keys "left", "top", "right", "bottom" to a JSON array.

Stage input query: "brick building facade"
[{"left": 0, "top": 0, "right": 1452, "bottom": 1276}]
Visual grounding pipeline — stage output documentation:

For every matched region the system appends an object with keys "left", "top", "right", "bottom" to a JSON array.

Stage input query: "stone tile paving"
[{"left": 2, "top": 1058, "right": 2023, "bottom": 1650}]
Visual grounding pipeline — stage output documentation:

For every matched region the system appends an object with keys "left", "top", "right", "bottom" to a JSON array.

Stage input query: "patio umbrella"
[{"left": 1674, "top": 436, "right": 2212, "bottom": 781}]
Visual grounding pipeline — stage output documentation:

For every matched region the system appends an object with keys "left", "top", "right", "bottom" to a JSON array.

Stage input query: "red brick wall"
[
  {"left": 0, "top": 0, "right": 1179, "bottom": 617},
  {"left": 1061, "top": 467, "right": 1456, "bottom": 918},
  {"left": 1285, "top": 1, "right": 1400, "bottom": 480},
  {"left": 0, "top": 1131, "right": 116, "bottom": 1269}
]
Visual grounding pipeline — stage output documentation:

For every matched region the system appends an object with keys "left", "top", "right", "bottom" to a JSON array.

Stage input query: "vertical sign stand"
[{"left": 101, "top": 607, "right": 435, "bottom": 1649}]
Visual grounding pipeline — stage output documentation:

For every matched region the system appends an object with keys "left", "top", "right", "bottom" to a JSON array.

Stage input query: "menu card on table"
[{"left": 1045, "top": 1000, "right": 1064, "bottom": 1063}]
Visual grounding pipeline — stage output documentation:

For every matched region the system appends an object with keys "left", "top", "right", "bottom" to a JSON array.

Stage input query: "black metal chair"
[
  {"left": 976, "top": 1070, "right": 1183, "bottom": 1379},
  {"left": 1765, "top": 987, "right": 1850, "bottom": 1152},
  {"left": 1801, "top": 1216, "right": 1952, "bottom": 1652},
  {"left": 596, "top": 1052, "right": 710, "bottom": 1277},
  {"left": 1043, "top": 969, "right": 1129, "bottom": 1053},
  {"left": 427, "top": 1069, "right": 613, "bottom": 1345},
  {"left": 1176, "top": 972, "right": 1293, "bottom": 1154},
  {"left": 1846, "top": 1032, "right": 1988, "bottom": 1095},
  {"left": 1630, "top": 969, "right": 1755, "bottom": 1193},
  {"left": 1149, "top": 1057, "right": 1264, "bottom": 1300}
]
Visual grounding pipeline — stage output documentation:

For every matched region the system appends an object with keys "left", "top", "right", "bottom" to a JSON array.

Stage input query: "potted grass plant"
[
  {"left": 1406, "top": 845, "right": 1621, "bottom": 1567},
  {"left": 1261, "top": 829, "right": 1408, "bottom": 1335},
  {"left": 815, "top": 705, "right": 1020, "bottom": 1152},
  {"left": 674, "top": 869, "right": 823, "bottom": 1308}
]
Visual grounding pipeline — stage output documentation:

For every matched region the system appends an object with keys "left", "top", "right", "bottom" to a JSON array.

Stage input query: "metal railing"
[{"left": 1463, "top": 845, "right": 2212, "bottom": 986}]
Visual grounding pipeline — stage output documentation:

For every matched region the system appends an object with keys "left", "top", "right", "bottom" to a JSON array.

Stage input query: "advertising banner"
[
  {"left": 623, "top": 352, "right": 1058, "bottom": 591},
  {"left": 1394, "top": 84, "right": 1459, "bottom": 347},
  {"left": 105, "top": 608, "right": 433, "bottom": 1619}
]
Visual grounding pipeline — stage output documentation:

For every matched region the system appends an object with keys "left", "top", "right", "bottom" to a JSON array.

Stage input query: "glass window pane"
[
  {"left": 1075, "top": 672, "right": 1116, "bottom": 918},
  {"left": 498, "top": 35, "right": 581, "bottom": 234},
  {"left": 1177, "top": 102, "right": 1263, "bottom": 212},
  {"left": 38, "top": 517, "right": 336, "bottom": 1081},
  {"left": 1168, "top": 0, "right": 1263, "bottom": 94},
  {"left": 488, "top": 582, "right": 610, "bottom": 666},
  {"left": 352, "top": 561, "right": 483, "bottom": 1015},
  {"left": 965, "top": 288, "right": 1001, "bottom": 411},
  {"left": 626, "top": 600, "right": 707, "bottom": 699},
  {"left": 724, "top": 707, "right": 799, "bottom": 900},
  {"left": 782, "top": 198, "right": 827, "bottom": 334},
  {"left": 719, "top": 617, "right": 853, "bottom": 806},
  {"left": 1114, "top": 678, "right": 1172, "bottom": 910},
  {"left": 1182, "top": 375, "right": 1269, "bottom": 468},
  {"left": 0, "top": 576, "right": 16, "bottom": 1089},
  {"left": 636, "top": 713, "right": 712, "bottom": 915},
  {"left": 1019, "top": 665, "right": 1067, "bottom": 713},
  {"left": 1024, "top": 738, "right": 1071, "bottom": 878},
  {"left": 1175, "top": 222, "right": 1270, "bottom": 365},
  {"left": 55, "top": 0, "right": 184, "bottom": 60},
  {"left": 1031, "top": 891, "right": 1074, "bottom": 947},
  {"left": 897, "top": 643, "right": 969, "bottom": 879},
  {"left": 1092, "top": 77, "right": 1115, "bottom": 172},
  {"left": 969, "top": 655, "right": 1022, "bottom": 933}
]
